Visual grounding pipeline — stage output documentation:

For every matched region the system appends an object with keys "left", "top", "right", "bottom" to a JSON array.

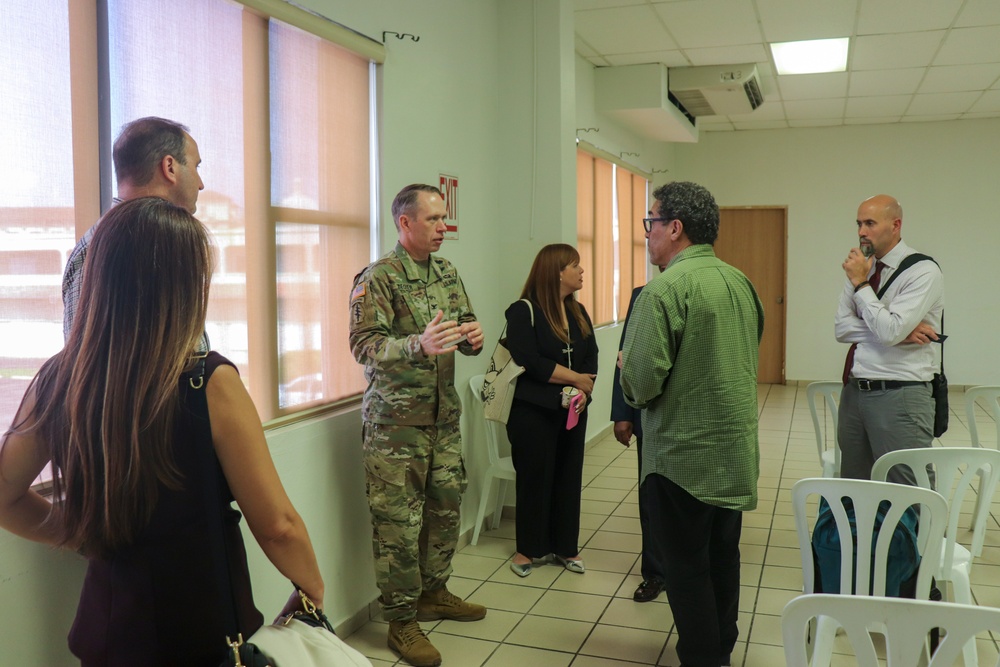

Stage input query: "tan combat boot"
[
  {"left": 416, "top": 586, "right": 487, "bottom": 622},
  {"left": 387, "top": 619, "right": 441, "bottom": 667}
]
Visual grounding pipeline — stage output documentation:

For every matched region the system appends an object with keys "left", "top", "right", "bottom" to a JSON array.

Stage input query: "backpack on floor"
[{"left": 811, "top": 497, "right": 920, "bottom": 597}]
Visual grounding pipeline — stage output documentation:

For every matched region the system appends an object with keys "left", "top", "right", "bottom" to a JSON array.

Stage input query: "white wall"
[{"left": 672, "top": 119, "right": 1000, "bottom": 385}]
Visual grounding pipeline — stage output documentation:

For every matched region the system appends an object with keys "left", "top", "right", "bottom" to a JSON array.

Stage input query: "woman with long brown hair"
[
  {"left": 0, "top": 197, "right": 324, "bottom": 665},
  {"left": 504, "top": 243, "right": 598, "bottom": 577}
]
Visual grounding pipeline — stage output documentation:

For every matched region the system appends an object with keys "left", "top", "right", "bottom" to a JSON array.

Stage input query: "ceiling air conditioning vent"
[{"left": 668, "top": 64, "right": 764, "bottom": 117}]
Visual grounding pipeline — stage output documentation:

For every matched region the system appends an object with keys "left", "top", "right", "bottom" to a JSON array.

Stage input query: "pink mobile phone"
[{"left": 566, "top": 393, "right": 586, "bottom": 430}]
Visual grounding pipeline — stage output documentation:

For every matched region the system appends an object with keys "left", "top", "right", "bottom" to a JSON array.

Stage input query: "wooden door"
[{"left": 714, "top": 207, "right": 787, "bottom": 384}]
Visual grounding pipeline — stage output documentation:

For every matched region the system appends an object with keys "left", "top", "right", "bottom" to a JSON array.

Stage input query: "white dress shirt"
[{"left": 834, "top": 239, "right": 944, "bottom": 381}]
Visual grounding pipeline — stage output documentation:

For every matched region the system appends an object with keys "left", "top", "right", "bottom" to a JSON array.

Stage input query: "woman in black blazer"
[{"left": 504, "top": 244, "right": 598, "bottom": 577}]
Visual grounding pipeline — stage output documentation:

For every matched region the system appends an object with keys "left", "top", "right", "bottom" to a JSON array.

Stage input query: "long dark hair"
[
  {"left": 519, "top": 243, "right": 592, "bottom": 344},
  {"left": 16, "top": 197, "right": 213, "bottom": 555}
]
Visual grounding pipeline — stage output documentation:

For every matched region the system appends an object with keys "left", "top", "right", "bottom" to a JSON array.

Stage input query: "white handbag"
[
  {"left": 481, "top": 300, "right": 532, "bottom": 424},
  {"left": 248, "top": 610, "right": 372, "bottom": 667}
]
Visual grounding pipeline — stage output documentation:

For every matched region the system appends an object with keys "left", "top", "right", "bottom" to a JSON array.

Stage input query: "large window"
[
  {"left": 576, "top": 148, "right": 648, "bottom": 326},
  {"left": 0, "top": 0, "right": 381, "bottom": 435}
]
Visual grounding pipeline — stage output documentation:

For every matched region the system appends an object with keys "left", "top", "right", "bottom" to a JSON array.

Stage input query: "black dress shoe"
[{"left": 632, "top": 579, "right": 663, "bottom": 602}]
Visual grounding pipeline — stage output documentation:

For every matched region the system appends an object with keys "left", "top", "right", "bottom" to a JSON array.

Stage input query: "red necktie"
[{"left": 842, "top": 261, "right": 886, "bottom": 384}]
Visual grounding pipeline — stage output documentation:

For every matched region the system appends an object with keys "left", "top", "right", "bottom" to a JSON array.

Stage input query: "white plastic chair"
[
  {"left": 963, "top": 386, "right": 1000, "bottom": 541},
  {"left": 468, "top": 374, "right": 517, "bottom": 545},
  {"left": 966, "top": 386, "right": 1000, "bottom": 449},
  {"left": 791, "top": 478, "right": 948, "bottom": 667},
  {"left": 806, "top": 381, "right": 842, "bottom": 477},
  {"left": 782, "top": 594, "right": 1000, "bottom": 667},
  {"left": 872, "top": 447, "right": 1000, "bottom": 667}
]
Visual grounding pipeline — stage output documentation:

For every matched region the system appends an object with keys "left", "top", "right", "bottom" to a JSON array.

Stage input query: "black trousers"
[
  {"left": 506, "top": 398, "right": 586, "bottom": 559},
  {"left": 636, "top": 436, "right": 665, "bottom": 583},
  {"left": 644, "top": 473, "right": 742, "bottom": 667}
]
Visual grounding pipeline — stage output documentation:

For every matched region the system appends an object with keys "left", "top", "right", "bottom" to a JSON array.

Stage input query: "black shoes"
[{"left": 632, "top": 578, "right": 663, "bottom": 602}]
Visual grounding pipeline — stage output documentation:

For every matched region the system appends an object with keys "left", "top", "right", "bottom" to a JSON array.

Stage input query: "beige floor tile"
[
  {"left": 343, "top": 619, "right": 399, "bottom": 663},
  {"left": 741, "top": 543, "right": 766, "bottom": 564},
  {"left": 747, "top": 612, "right": 783, "bottom": 646},
  {"left": 580, "top": 499, "right": 620, "bottom": 516},
  {"left": 599, "top": 596, "right": 673, "bottom": 631},
  {"left": 532, "top": 589, "right": 610, "bottom": 622},
  {"left": 367, "top": 659, "right": 395, "bottom": 667},
  {"left": 434, "top": 608, "right": 523, "bottom": 642},
  {"left": 601, "top": 515, "right": 642, "bottom": 534},
  {"left": 760, "top": 565, "right": 803, "bottom": 591},
  {"left": 739, "top": 585, "right": 758, "bottom": 613},
  {"left": 466, "top": 581, "right": 545, "bottom": 614},
  {"left": 452, "top": 552, "right": 508, "bottom": 580},
  {"left": 764, "top": 546, "right": 803, "bottom": 568},
  {"left": 754, "top": 587, "right": 801, "bottom": 616},
  {"left": 459, "top": 533, "right": 517, "bottom": 560},
  {"left": 423, "top": 631, "right": 498, "bottom": 666},
  {"left": 580, "top": 623, "right": 668, "bottom": 664},
  {"left": 612, "top": 502, "right": 640, "bottom": 518},
  {"left": 586, "top": 530, "right": 642, "bottom": 553},
  {"left": 483, "top": 643, "right": 574, "bottom": 667},
  {"left": 743, "top": 641, "right": 787, "bottom": 667},
  {"left": 588, "top": 474, "right": 638, "bottom": 491},
  {"left": 581, "top": 486, "right": 632, "bottom": 503},
  {"left": 577, "top": 655, "right": 656, "bottom": 667},
  {"left": 581, "top": 547, "right": 640, "bottom": 574},
  {"left": 505, "top": 615, "right": 594, "bottom": 653},
  {"left": 551, "top": 568, "right": 627, "bottom": 596},
  {"left": 579, "top": 512, "right": 609, "bottom": 531}
]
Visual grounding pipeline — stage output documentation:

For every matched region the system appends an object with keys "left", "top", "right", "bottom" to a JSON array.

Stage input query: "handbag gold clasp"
[{"left": 226, "top": 633, "right": 245, "bottom": 666}]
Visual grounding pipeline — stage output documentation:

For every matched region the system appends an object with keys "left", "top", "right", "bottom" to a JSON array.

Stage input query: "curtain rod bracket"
[{"left": 382, "top": 31, "right": 420, "bottom": 43}]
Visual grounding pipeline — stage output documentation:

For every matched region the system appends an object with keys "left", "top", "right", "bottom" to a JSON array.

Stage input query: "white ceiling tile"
[
  {"left": 789, "top": 118, "right": 844, "bottom": 128},
  {"left": 776, "top": 72, "right": 848, "bottom": 100},
  {"left": 576, "top": 5, "right": 677, "bottom": 55},
  {"left": 857, "top": 0, "right": 964, "bottom": 35},
  {"left": 606, "top": 51, "right": 690, "bottom": 67},
  {"left": 652, "top": 0, "right": 762, "bottom": 49},
  {"left": 933, "top": 26, "right": 1000, "bottom": 66},
  {"left": 682, "top": 44, "right": 769, "bottom": 67},
  {"left": 970, "top": 90, "right": 1000, "bottom": 112},
  {"left": 783, "top": 98, "right": 847, "bottom": 119},
  {"left": 727, "top": 100, "right": 785, "bottom": 120},
  {"left": 900, "top": 114, "right": 962, "bottom": 123},
  {"left": 575, "top": 34, "right": 599, "bottom": 58},
  {"left": 845, "top": 116, "right": 902, "bottom": 125},
  {"left": 574, "top": 0, "right": 647, "bottom": 10},
  {"left": 846, "top": 95, "right": 912, "bottom": 117},
  {"left": 852, "top": 32, "right": 946, "bottom": 70},
  {"left": 756, "top": 0, "right": 858, "bottom": 42},
  {"left": 701, "top": 124, "right": 736, "bottom": 132},
  {"left": 849, "top": 68, "right": 926, "bottom": 96},
  {"left": 919, "top": 64, "right": 1000, "bottom": 93},
  {"left": 908, "top": 91, "right": 980, "bottom": 114},
  {"left": 731, "top": 119, "right": 790, "bottom": 130},
  {"left": 955, "top": 0, "right": 1000, "bottom": 28}
]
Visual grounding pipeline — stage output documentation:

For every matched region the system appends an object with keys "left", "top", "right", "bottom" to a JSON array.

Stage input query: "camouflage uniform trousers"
[{"left": 363, "top": 420, "right": 467, "bottom": 622}]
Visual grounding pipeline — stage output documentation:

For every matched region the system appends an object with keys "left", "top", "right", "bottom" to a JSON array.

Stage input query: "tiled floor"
[{"left": 344, "top": 383, "right": 1000, "bottom": 666}]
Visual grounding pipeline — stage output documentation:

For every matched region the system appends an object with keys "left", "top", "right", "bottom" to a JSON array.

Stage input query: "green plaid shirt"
[{"left": 621, "top": 244, "right": 764, "bottom": 511}]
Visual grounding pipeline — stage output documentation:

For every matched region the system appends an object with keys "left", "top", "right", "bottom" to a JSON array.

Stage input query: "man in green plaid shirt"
[{"left": 621, "top": 181, "right": 763, "bottom": 667}]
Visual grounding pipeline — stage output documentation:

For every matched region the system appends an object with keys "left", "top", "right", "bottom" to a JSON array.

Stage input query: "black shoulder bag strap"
[{"left": 184, "top": 354, "right": 270, "bottom": 667}]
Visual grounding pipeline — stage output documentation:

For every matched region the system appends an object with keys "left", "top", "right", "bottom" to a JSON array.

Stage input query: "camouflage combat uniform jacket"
[{"left": 350, "top": 242, "right": 480, "bottom": 426}]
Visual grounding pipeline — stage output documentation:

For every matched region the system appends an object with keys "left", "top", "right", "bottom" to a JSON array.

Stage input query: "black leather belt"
[{"left": 853, "top": 379, "right": 929, "bottom": 392}]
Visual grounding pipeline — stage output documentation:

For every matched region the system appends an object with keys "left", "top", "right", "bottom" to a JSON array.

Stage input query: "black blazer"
[
  {"left": 505, "top": 298, "right": 599, "bottom": 411},
  {"left": 610, "top": 285, "right": 643, "bottom": 439}
]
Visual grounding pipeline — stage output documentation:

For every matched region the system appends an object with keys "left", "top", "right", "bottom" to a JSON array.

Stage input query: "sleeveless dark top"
[{"left": 68, "top": 352, "right": 264, "bottom": 666}]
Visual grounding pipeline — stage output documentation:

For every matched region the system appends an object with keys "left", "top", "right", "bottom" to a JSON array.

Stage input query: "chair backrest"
[
  {"left": 872, "top": 446, "right": 1000, "bottom": 573},
  {"left": 791, "top": 477, "right": 947, "bottom": 599},
  {"left": 806, "top": 381, "right": 842, "bottom": 468},
  {"left": 965, "top": 385, "right": 1000, "bottom": 449},
  {"left": 469, "top": 374, "right": 503, "bottom": 467},
  {"left": 782, "top": 594, "right": 1000, "bottom": 666}
]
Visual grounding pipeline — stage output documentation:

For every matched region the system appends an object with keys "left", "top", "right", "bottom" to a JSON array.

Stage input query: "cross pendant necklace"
[{"left": 563, "top": 332, "right": 573, "bottom": 368}]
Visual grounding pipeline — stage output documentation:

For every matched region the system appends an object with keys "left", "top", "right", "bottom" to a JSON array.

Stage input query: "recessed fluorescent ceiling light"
[{"left": 770, "top": 38, "right": 849, "bottom": 75}]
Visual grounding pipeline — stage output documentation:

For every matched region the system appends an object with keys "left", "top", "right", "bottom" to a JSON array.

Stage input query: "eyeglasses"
[{"left": 642, "top": 215, "right": 671, "bottom": 233}]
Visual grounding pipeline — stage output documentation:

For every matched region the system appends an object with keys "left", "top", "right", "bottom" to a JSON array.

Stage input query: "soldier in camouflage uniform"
[{"left": 350, "top": 184, "right": 486, "bottom": 667}]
